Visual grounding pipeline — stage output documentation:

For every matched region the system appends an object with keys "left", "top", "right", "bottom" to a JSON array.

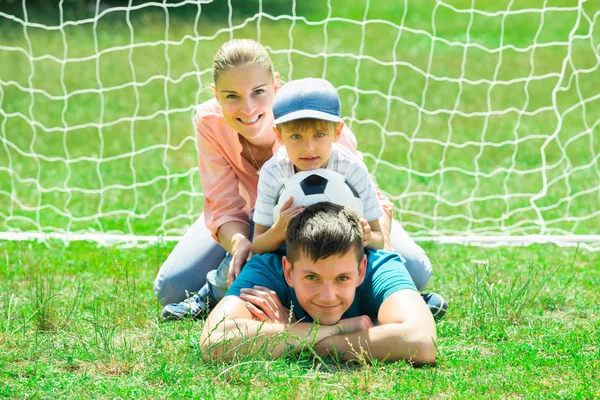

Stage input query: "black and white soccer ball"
[{"left": 273, "top": 169, "right": 363, "bottom": 220}]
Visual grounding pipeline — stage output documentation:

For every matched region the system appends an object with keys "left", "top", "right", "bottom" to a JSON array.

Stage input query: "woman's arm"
[
  {"left": 195, "top": 113, "right": 255, "bottom": 283},
  {"left": 195, "top": 112, "right": 252, "bottom": 243}
]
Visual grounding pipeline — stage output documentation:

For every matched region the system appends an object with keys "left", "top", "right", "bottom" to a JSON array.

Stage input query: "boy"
[{"left": 252, "top": 77, "right": 386, "bottom": 254}]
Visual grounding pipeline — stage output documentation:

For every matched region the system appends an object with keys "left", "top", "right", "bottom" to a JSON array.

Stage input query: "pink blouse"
[{"left": 194, "top": 98, "right": 391, "bottom": 243}]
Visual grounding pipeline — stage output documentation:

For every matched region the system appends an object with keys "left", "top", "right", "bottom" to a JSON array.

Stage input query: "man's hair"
[
  {"left": 276, "top": 118, "right": 339, "bottom": 136},
  {"left": 286, "top": 202, "right": 364, "bottom": 265}
]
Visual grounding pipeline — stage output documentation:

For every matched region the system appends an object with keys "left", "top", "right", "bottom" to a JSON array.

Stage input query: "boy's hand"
[
  {"left": 272, "top": 197, "right": 304, "bottom": 240},
  {"left": 333, "top": 315, "right": 374, "bottom": 336},
  {"left": 360, "top": 218, "right": 371, "bottom": 247}
]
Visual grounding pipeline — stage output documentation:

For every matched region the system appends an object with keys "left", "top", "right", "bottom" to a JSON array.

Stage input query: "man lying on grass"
[{"left": 200, "top": 203, "right": 437, "bottom": 364}]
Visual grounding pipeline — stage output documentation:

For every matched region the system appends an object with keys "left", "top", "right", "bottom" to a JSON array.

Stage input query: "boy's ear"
[
  {"left": 211, "top": 83, "right": 219, "bottom": 103},
  {"left": 273, "top": 125, "right": 284, "bottom": 144},
  {"left": 334, "top": 122, "right": 344, "bottom": 142},
  {"left": 283, "top": 256, "right": 294, "bottom": 286},
  {"left": 356, "top": 255, "right": 367, "bottom": 286}
]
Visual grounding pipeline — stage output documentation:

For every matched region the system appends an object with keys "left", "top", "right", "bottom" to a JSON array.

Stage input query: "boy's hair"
[
  {"left": 276, "top": 118, "right": 339, "bottom": 136},
  {"left": 213, "top": 39, "right": 273, "bottom": 84},
  {"left": 286, "top": 202, "right": 364, "bottom": 266}
]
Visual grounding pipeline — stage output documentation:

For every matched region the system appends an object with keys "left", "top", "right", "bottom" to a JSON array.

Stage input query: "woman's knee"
[
  {"left": 154, "top": 269, "right": 181, "bottom": 306},
  {"left": 403, "top": 253, "right": 432, "bottom": 291}
]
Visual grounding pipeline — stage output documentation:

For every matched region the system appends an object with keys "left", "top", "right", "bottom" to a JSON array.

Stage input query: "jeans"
[{"left": 153, "top": 213, "right": 432, "bottom": 306}]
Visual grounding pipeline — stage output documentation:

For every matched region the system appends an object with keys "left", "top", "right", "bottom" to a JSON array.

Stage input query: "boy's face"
[
  {"left": 282, "top": 250, "right": 367, "bottom": 325},
  {"left": 275, "top": 123, "right": 343, "bottom": 171}
]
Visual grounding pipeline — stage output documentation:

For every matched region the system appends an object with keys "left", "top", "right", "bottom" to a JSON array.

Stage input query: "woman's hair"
[
  {"left": 213, "top": 39, "right": 274, "bottom": 84},
  {"left": 286, "top": 202, "right": 364, "bottom": 266}
]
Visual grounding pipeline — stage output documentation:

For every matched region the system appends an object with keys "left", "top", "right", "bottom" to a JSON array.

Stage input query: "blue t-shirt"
[{"left": 226, "top": 250, "right": 417, "bottom": 322}]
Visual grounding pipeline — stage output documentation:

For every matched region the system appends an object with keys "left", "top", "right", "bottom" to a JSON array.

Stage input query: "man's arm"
[
  {"left": 200, "top": 296, "right": 340, "bottom": 362},
  {"left": 313, "top": 290, "right": 437, "bottom": 364}
]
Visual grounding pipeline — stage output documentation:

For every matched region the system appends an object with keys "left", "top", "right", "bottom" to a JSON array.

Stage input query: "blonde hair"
[
  {"left": 276, "top": 118, "right": 339, "bottom": 135},
  {"left": 213, "top": 39, "right": 274, "bottom": 84}
]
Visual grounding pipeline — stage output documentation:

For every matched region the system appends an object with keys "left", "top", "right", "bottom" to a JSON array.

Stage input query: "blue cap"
[{"left": 273, "top": 78, "right": 341, "bottom": 124}]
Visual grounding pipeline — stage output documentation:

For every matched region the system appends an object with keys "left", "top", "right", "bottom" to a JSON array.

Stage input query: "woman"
[{"left": 154, "top": 39, "right": 432, "bottom": 311}]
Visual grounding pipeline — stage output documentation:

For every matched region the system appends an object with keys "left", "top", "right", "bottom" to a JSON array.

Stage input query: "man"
[{"left": 200, "top": 203, "right": 437, "bottom": 364}]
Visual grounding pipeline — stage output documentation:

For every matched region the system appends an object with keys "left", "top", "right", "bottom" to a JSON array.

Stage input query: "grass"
[
  {"left": 1, "top": 1, "right": 599, "bottom": 398},
  {"left": 1, "top": 240, "right": 599, "bottom": 398}
]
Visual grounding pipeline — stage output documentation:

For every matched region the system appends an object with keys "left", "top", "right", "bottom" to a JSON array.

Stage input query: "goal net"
[{"left": 1, "top": 0, "right": 599, "bottom": 249}]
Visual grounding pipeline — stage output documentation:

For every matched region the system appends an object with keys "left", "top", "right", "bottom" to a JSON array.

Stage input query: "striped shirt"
[{"left": 253, "top": 143, "right": 384, "bottom": 227}]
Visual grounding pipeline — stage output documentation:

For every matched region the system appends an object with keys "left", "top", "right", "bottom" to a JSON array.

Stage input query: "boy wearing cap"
[{"left": 251, "top": 78, "right": 385, "bottom": 255}]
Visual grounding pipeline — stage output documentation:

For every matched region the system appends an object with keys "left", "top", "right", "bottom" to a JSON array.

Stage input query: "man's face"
[{"left": 282, "top": 250, "right": 366, "bottom": 325}]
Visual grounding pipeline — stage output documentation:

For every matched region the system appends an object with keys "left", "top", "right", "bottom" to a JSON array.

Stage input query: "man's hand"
[
  {"left": 228, "top": 237, "right": 254, "bottom": 285},
  {"left": 360, "top": 218, "right": 372, "bottom": 247},
  {"left": 331, "top": 315, "right": 374, "bottom": 337},
  {"left": 241, "top": 286, "right": 297, "bottom": 324},
  {"left": 272, "top": 197, "right": 304, "bottom": 241}
]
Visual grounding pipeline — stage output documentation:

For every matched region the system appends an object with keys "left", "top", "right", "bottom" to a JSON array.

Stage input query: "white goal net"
[{"left": 1, "top": 0, "right": 599, "bottom": 249}]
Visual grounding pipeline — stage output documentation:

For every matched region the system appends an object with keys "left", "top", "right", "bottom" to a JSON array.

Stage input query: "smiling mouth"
[
  {"left": 313, "top": 303, "right": 340, "bottom": 311},
  {"left": 300, "top": 156, "right": 319, "bottom": 162},
  {"left": 237, "top": 114, "right": 262, "bottom": 125}
]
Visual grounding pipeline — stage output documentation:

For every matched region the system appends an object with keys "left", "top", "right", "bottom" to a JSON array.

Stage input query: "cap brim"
[{"left": 274, "top": 110, "right": 341, "bottom": 125}]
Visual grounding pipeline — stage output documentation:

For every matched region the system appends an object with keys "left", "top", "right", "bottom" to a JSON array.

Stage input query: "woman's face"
[{"left": 213, "top": 64, "right": 279, "bottom": 141}]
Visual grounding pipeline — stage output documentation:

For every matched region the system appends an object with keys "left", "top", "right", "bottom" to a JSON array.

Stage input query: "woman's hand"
[
  {"left": 240, "top": 285, "right": 296, "bottom": 324},
  {"left": 227, "top": 236, "right": 254, "bottom": 285}
]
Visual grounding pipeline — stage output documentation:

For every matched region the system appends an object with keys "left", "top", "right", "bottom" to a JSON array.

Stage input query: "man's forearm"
[
  {"left": 201, "top": 319, "right": 333, "bottom": 361},
  {"left": 314, "top": 323, "right": 436, "bottom": 364}
]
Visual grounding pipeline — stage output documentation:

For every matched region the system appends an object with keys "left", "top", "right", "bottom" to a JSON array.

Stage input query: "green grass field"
[
  {"left": 1, "top": 241, "right": 599, "bottom": 398},
  {"left": 1, "top": 0, "right": 599, "bottom": 398}
]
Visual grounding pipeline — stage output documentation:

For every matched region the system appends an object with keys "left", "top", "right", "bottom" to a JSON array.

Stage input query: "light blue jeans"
[{"left": 153, "top": 214, "right": 433, "bottom": 306}]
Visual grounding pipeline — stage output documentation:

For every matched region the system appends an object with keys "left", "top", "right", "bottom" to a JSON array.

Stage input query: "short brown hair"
[{"left": 286, "top": 202, "right": 364, "bottom": 266}]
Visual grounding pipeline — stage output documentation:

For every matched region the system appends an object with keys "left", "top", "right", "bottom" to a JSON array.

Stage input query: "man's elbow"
[
  {"left": 387, "top": 322, "right": 437, "bottom": 365},
  {"left": 199, "top": 324, "right": 236, "bottom": 362},
  {"left": 410, "top": 336, "right": 436, "bottom": 365}
]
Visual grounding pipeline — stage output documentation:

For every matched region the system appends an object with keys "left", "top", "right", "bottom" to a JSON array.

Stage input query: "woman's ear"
[
  {"left": 211, "top": 83, "right": 219, "bottom": 103},
  {"left": 273, "top": 72, "right": 281, "bottom": 93}
]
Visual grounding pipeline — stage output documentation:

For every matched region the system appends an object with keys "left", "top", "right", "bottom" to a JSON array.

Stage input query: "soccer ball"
[{"left": 273, "top": 169, "right": 363, "bottom": 220}]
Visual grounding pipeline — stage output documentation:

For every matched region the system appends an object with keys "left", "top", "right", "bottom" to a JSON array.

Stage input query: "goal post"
[{"left": 0, "top": 0, "right": 599, "bottom": 250}]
